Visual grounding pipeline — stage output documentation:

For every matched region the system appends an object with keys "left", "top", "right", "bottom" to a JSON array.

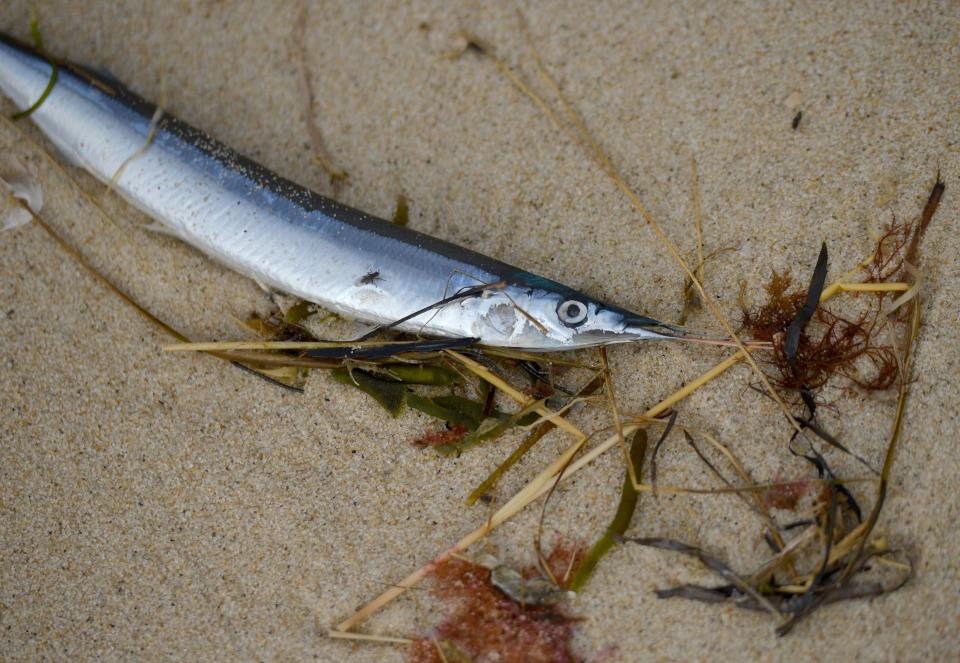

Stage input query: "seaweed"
[
  {"left": 622, "top": 537, "right": 781, "bottom": 616},
  {"left": 409, "top": 556, "right": 583, "bottom": 663},
  {"left": 759, "top": 476, "right": 816, "bottom": 511},
  {"left": 378, "top": 364, "right": 462, "bottom": 386},
  {"left": 740, "top": 267, "right": 898, "bottom": 393},
  {"left": 10, "top": 12, "right": 59, "bottom": 122},
  {"left": 903, "top": 172, "right": 944, "bottom": 272},
  {"left": 648, "top": 411, "right": 678, "bottom": 492},
  {"left": 624, "top": 534, "right": 911, "bottom": 627},
  {"left": 630, "top": 178, "right": 940, "bottom": 634},
  {"left": 413, "top": 424, "right": 469, "bottom": 449},
  {"left": 784, "top": 242, "right": 828, "bottom": 369},
  {"left": 19, "top": 12, "right": 939, "bottom": 648},
  {"left": 332, "top": 368, "right": 407, "bottom": 416},
  {"left": 570, "top": 429, "right": 647, "bottom": 590},
  {"left": 740, "top": 174, "right": 943, "bottom": 399},
  {"left": 328, "top": 363, "right": 543, "bottom": 455},
  {"left": 466, "top": 373, "right": 604, "bottom": 505}
]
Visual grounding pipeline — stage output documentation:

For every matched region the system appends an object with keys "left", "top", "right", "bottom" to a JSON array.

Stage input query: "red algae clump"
[
  {"left": 740, "top": 271, "right": 897, "bottom": 394},
  {"left": 409, "top": 557, "right": 582, "bottom": 663},
  {"left": 760, "top": 476, "right": 817, "bottom": 511},
  {"left": 414, "top": 424, "right": 469, "bottom": 449}
]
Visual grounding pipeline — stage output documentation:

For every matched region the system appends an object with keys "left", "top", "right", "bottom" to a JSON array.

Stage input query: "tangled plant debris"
[
  {"left": 740, "top": 259, "right": 899, "bottom": 394},
  {"left": 4, "top": 11, "right": 946, "bottom": 659},
  {"left": 10, "top": 139, "right": 940, "bottom": 655}
]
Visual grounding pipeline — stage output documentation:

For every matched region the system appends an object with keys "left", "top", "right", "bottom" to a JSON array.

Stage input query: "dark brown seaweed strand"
[
  {"left": 785, "top": 242, "right": 828, "bottom": 369},
  {"left": 683, "top": 430, "right": 779, "bottom": 516},
  {"left": 656, "top": 584, "right": 733, "bottom": 603},
  {"left": 649, "top": 411, "right": 678, "bottom": 493},
  {"left": 797, "top": 415, "right": 877, "bottom": 477},
  {"left": 620, "top": 537, "right": 778, "bottom": 615},
  {"left": 683, "top": 431, "right": 734, "bottom": 491},
  {"left": 747, "top": 382, "right": 876, "bottom": 475},
  {"left": 775, "top": 485, "right": 839, "bottom": 636},
  {"left": 517, "top": 360, "right": 574, "bottom": 396},
  {"left": 903, "top": 173, "right": 945, "bottom": 272},
  {"left": 658, "top": 574, "right": 904, "bottom": 613}
]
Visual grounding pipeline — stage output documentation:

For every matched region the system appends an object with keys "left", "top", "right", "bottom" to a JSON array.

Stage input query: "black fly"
[{"left": 359, "top": 270, "right": 382, "bottom": 285}]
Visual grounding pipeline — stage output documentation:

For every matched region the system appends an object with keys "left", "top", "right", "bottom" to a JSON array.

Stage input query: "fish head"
[{"left": 461, "top": 273, "right": 680, "bottom": 350}]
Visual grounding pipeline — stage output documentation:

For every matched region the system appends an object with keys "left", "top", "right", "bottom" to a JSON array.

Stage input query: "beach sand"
[{"left": 1, "top": 1, "right": 958, "bottom": 660}]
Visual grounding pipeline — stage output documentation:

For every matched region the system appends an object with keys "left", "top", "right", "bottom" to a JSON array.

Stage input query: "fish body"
[{"left": 0, "top": 33, "right": 674, "bottom": 349}]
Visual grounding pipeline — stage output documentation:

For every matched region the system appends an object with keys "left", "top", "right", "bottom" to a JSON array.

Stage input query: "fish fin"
[{"left": 0, "top": 169, "right": 43, "bottom": 230}]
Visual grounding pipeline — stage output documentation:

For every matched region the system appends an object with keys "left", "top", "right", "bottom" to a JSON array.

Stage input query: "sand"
[{"left": 1, "top": 1, "right": 958, "bottom": 661}]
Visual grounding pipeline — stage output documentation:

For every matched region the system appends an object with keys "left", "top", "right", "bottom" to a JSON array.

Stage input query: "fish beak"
[
  {"left": 572, "top": 309, "right": 684, "bottom": 346},
  {"left": 620, "top": 315, "right": 684, "bottom": 342},
  {"left": 621, "top": 316, "right": 758, "bottom": 349}
]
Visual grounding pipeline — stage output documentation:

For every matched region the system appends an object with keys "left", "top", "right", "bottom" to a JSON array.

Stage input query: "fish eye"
[{"left": 557, "top": 299, "right": 588, "bottom": 327}]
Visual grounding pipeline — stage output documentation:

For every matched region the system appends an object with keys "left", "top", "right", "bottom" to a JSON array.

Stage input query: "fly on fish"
[{"left": 0, "top": 32, "right": 684, "bottom": 351}]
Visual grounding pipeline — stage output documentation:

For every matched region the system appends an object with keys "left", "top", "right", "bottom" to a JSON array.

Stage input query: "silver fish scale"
[
  {"left": 0, "top": 40, "right": 499, "bottom": 329},
  {"left": 0, "top": 33, "right": 673, "bottom": 349}
]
